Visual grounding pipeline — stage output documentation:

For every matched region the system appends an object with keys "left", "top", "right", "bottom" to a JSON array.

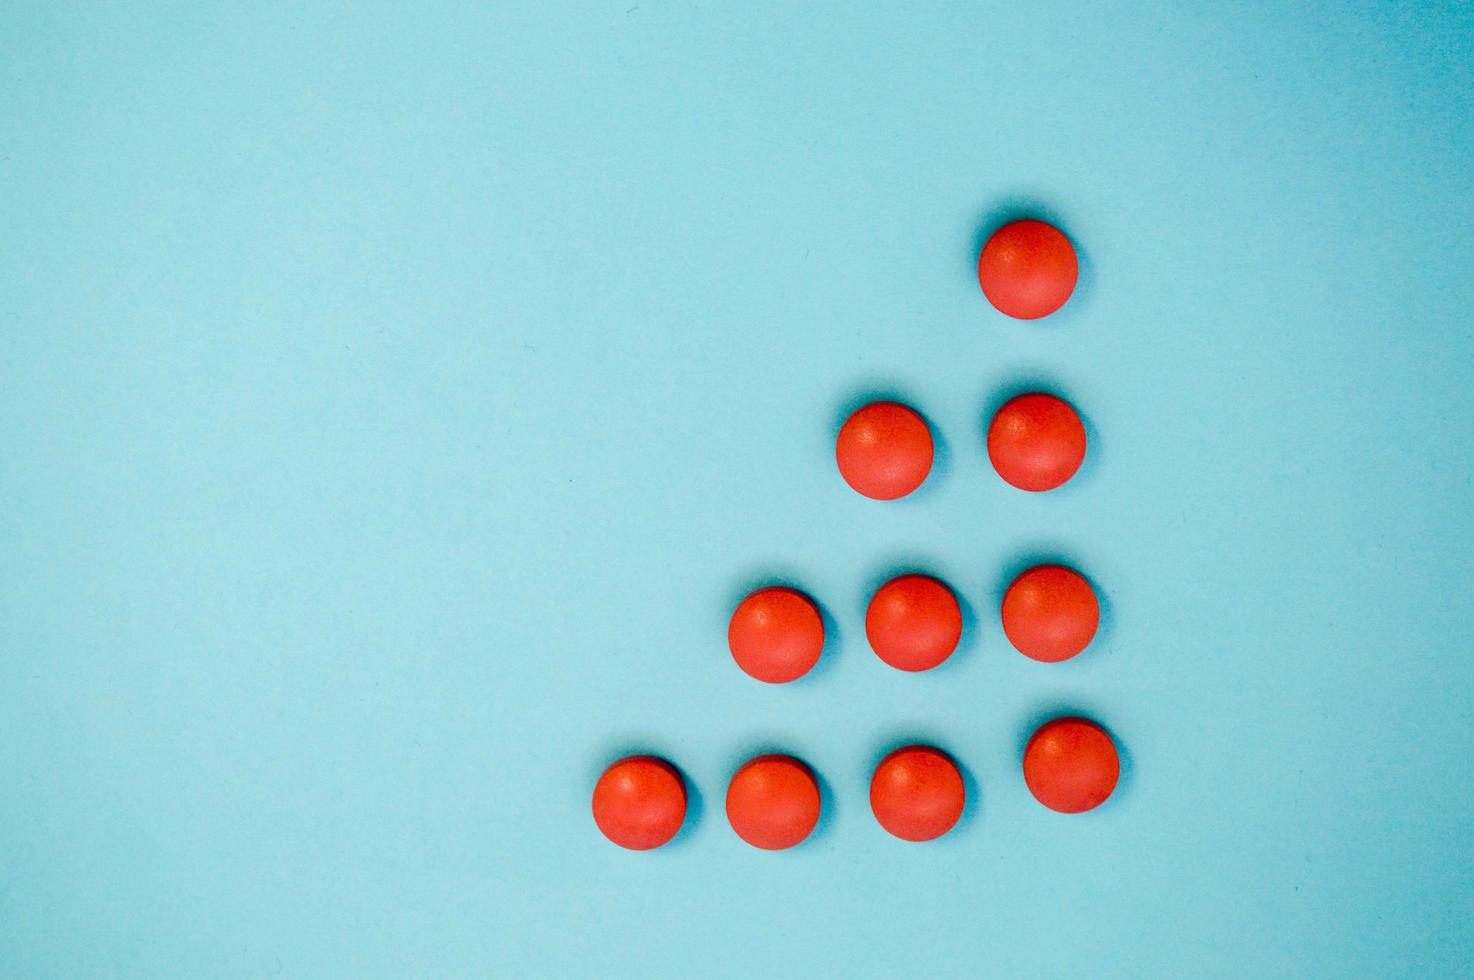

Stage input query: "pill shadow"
[
  {"left": 721, "top": 739, "right": 835, "bottom": 851},
  {"left": 992, "top": 545, "right": 1116, "bottom": 657},
  {"left": 1014, "top": 701, "right": 1134, "bottom": 810},
  {"left": 724, "top": 569, "right": 842, "bottom": 684},
  {"left": 867, "top": 731, "right": 980, "bottom": 838},
  {"left": 830, "top": 381, "right": 952, "bottom": 503},
  {"left": 858, "top": 557, "right": 979, "bottom": 672},
  {"left": 980, "top": 372, "right": 1103, "bottom": 492},
  {"left": 969, "top": 194, "right": 1095, "bottom": 322},
  {"left": 589, "top": 739, "right": 705, "bottom": 851},
  {"left": 811, "top": 767, "right": 838, "bottom": 846},
  {"left": 672, "top": 779, "right": 706, "bottom": 848}
]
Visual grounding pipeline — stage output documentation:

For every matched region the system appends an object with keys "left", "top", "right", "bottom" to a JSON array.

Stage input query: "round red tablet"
[
  {"left": 835, "top": 401, "right": 933, "bottom": 500},
  {"left": 592, "top": 755, "right": 687, "bottom": 849},
  {"left": 870, "top": 745, "right": 966, "bottom": 842},
  {"left": 977, "top": 219, "right": 1079, "bottom": 319},
  {"left": 865, "top": 575, "right": 963, "bottom": 672},
  {"left": 725, "top": 754, "right": 821, "bottom": 850},
  {"left": 1002, "top": 565, "right": 1100, "bottom": 663},
  {"left": 727, "top": 586, "right": 824, "bottom": 683},
  {"left": 1023, "top": 718, "right": 1120, "bottom": 813},
  {"left": 987, "top": 392, "right": 1087, "bottom": 491}
]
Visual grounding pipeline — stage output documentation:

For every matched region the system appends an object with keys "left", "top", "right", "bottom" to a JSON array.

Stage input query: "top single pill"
[{"left": 977, "top": 219, "right": 1079, "bottom": 319}]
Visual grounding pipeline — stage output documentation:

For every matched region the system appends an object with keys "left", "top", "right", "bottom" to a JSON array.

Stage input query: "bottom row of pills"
[{"left": 593, "top": 716, "right": 1120, "bottom": 850}]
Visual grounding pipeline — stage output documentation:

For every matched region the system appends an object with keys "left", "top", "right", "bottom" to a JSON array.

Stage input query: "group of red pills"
[
  {"left": 731, "top": 566, "right": 1098, "bottom": 680},
  {"left": 593, "top": 219, "right": 1121, "bottom": 851}
]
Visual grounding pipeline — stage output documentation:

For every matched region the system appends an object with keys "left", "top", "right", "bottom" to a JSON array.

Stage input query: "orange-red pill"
[
  {"left": 1001, "top": 565, "right": 1100, "bottom": 662},
  {"left": 870, "top": 745, "right": 966, "bottom": 841},
  {"left": 727, "top": 586, "right": 824, "bottom": 683},
  {"left": 726, "top": 754, "right": 821, "bottom": 850},
  {"left": 865, "top": 575, "right": 963, "bottom": 672},
  {"left": 592, "top": 755, "right": 687, "bottom": 849},
  {"left": 987, "top": 392, "right": 1086, "bottom": 491},
  {"left": 977, "top": 219, "right": 1079, "bottom": 319},
  {"left": 836, "top": 401, "right": 933, "bottom": 500},
  {"left": 1023, "top": 718, "right": 1120, "bottom": 813}
]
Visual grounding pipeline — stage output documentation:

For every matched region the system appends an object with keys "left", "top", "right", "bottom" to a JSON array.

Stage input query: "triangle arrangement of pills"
[{"left": 593, "top": 215, "right": 1121, "bottom": 851}]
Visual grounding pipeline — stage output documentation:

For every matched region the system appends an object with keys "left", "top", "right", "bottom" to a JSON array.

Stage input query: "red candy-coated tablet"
[
  {"left": 1023, "top": 718, "right": 1120, "bottom": 813},
  {"left": 726, "top": 754, "right": 822, "bottom": 850},
  {"left": 865, "top": 575, "right": 963, "bottom": 672},
  {"left": 987, "top": 393, "right": 1087, "bottom": 491},
  {"left": 870, "top": 745, "right": 966, "bottom": 842},
  {"left": 836, "top": 401, "right": 934, "bottom": 500},
  {"left": 1001, "top": 565, "right": 1100, "bottom": 663},
  {"left": 592, "top": 755, "right": 687, "bottom": 850},
  {"left": 977, "top": 219, "right": 1079, "bottom": 319},
  {"left": 728, "top": 586, "right": 824, "bottom": 683}
]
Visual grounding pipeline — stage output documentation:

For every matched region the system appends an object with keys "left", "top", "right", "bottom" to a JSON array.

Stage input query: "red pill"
[
  {"left": 592, "top": 755, "right": 687, "bottom": 850},
  {"left": 728, "top": 586, "right": 824, "bottom": 683},
  {"left": 977, "top": 219, "right": 1079, "bottom": 319},
  {"left": 1002, "top": 565, "right": 1100, "bottom": 663},
  {"left": 987, "top": 392, "right": 1086, "bottom": 491},
  {"left": 726, "top": 754, "right": 821, "bottom": 850},
  {"left": 1023, "top": 718, "right": 1120, "bottom": 813},
  {"left": 870, "top": 745, "right": 966, "bottom": 842},
  {"left": 836, "top": 401, "right": 933, "bottom": 500},
  {"left": 865, "top": 575, "right": 963, "bottom": 672}
]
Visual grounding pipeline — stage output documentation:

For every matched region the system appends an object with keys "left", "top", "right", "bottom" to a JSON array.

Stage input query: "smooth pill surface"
[
  {"left": 977, "top": 219, "right": 1079, "bottom": 319},
  {"left": 728, "top": 586, "right": 824, "bottom": 683},
  {"left": 592, "top": 756, "right": 687, "bottom": 850},
  {"left": 1002, "top": 565, "right": 1100, "bottom": 662},
  {"left": 870, "top": 745, "right": 966, "bottom": 842},
  {"left": 1023, "top": 718, "right": 1120, "bottom": 814},
  {"left": 726, "top": 754, "right": 822, "bottom": 850},
  {"left": 836, "top": 401, "right": 934, "bottom": 500},
  {"left": 987, "top": 393, "right": 1087, "bottom": 491},
  {"left": 865, "top": 575, "right": 963, "bottom": 671}
]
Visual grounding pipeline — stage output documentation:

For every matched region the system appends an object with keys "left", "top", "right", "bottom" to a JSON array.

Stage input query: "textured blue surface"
[{"left": 3, "top": 3, "right": 1473, "bottom": 976}]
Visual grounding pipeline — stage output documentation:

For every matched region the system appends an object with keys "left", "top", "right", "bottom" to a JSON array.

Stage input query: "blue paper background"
[{"left": 3, "top": 2, "right": 1472, "bottom": 976}]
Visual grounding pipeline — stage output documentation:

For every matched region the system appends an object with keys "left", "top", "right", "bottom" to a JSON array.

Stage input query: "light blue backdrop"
[{"left": 3, "top": 2, "right": 1472, "bottom": 976}]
